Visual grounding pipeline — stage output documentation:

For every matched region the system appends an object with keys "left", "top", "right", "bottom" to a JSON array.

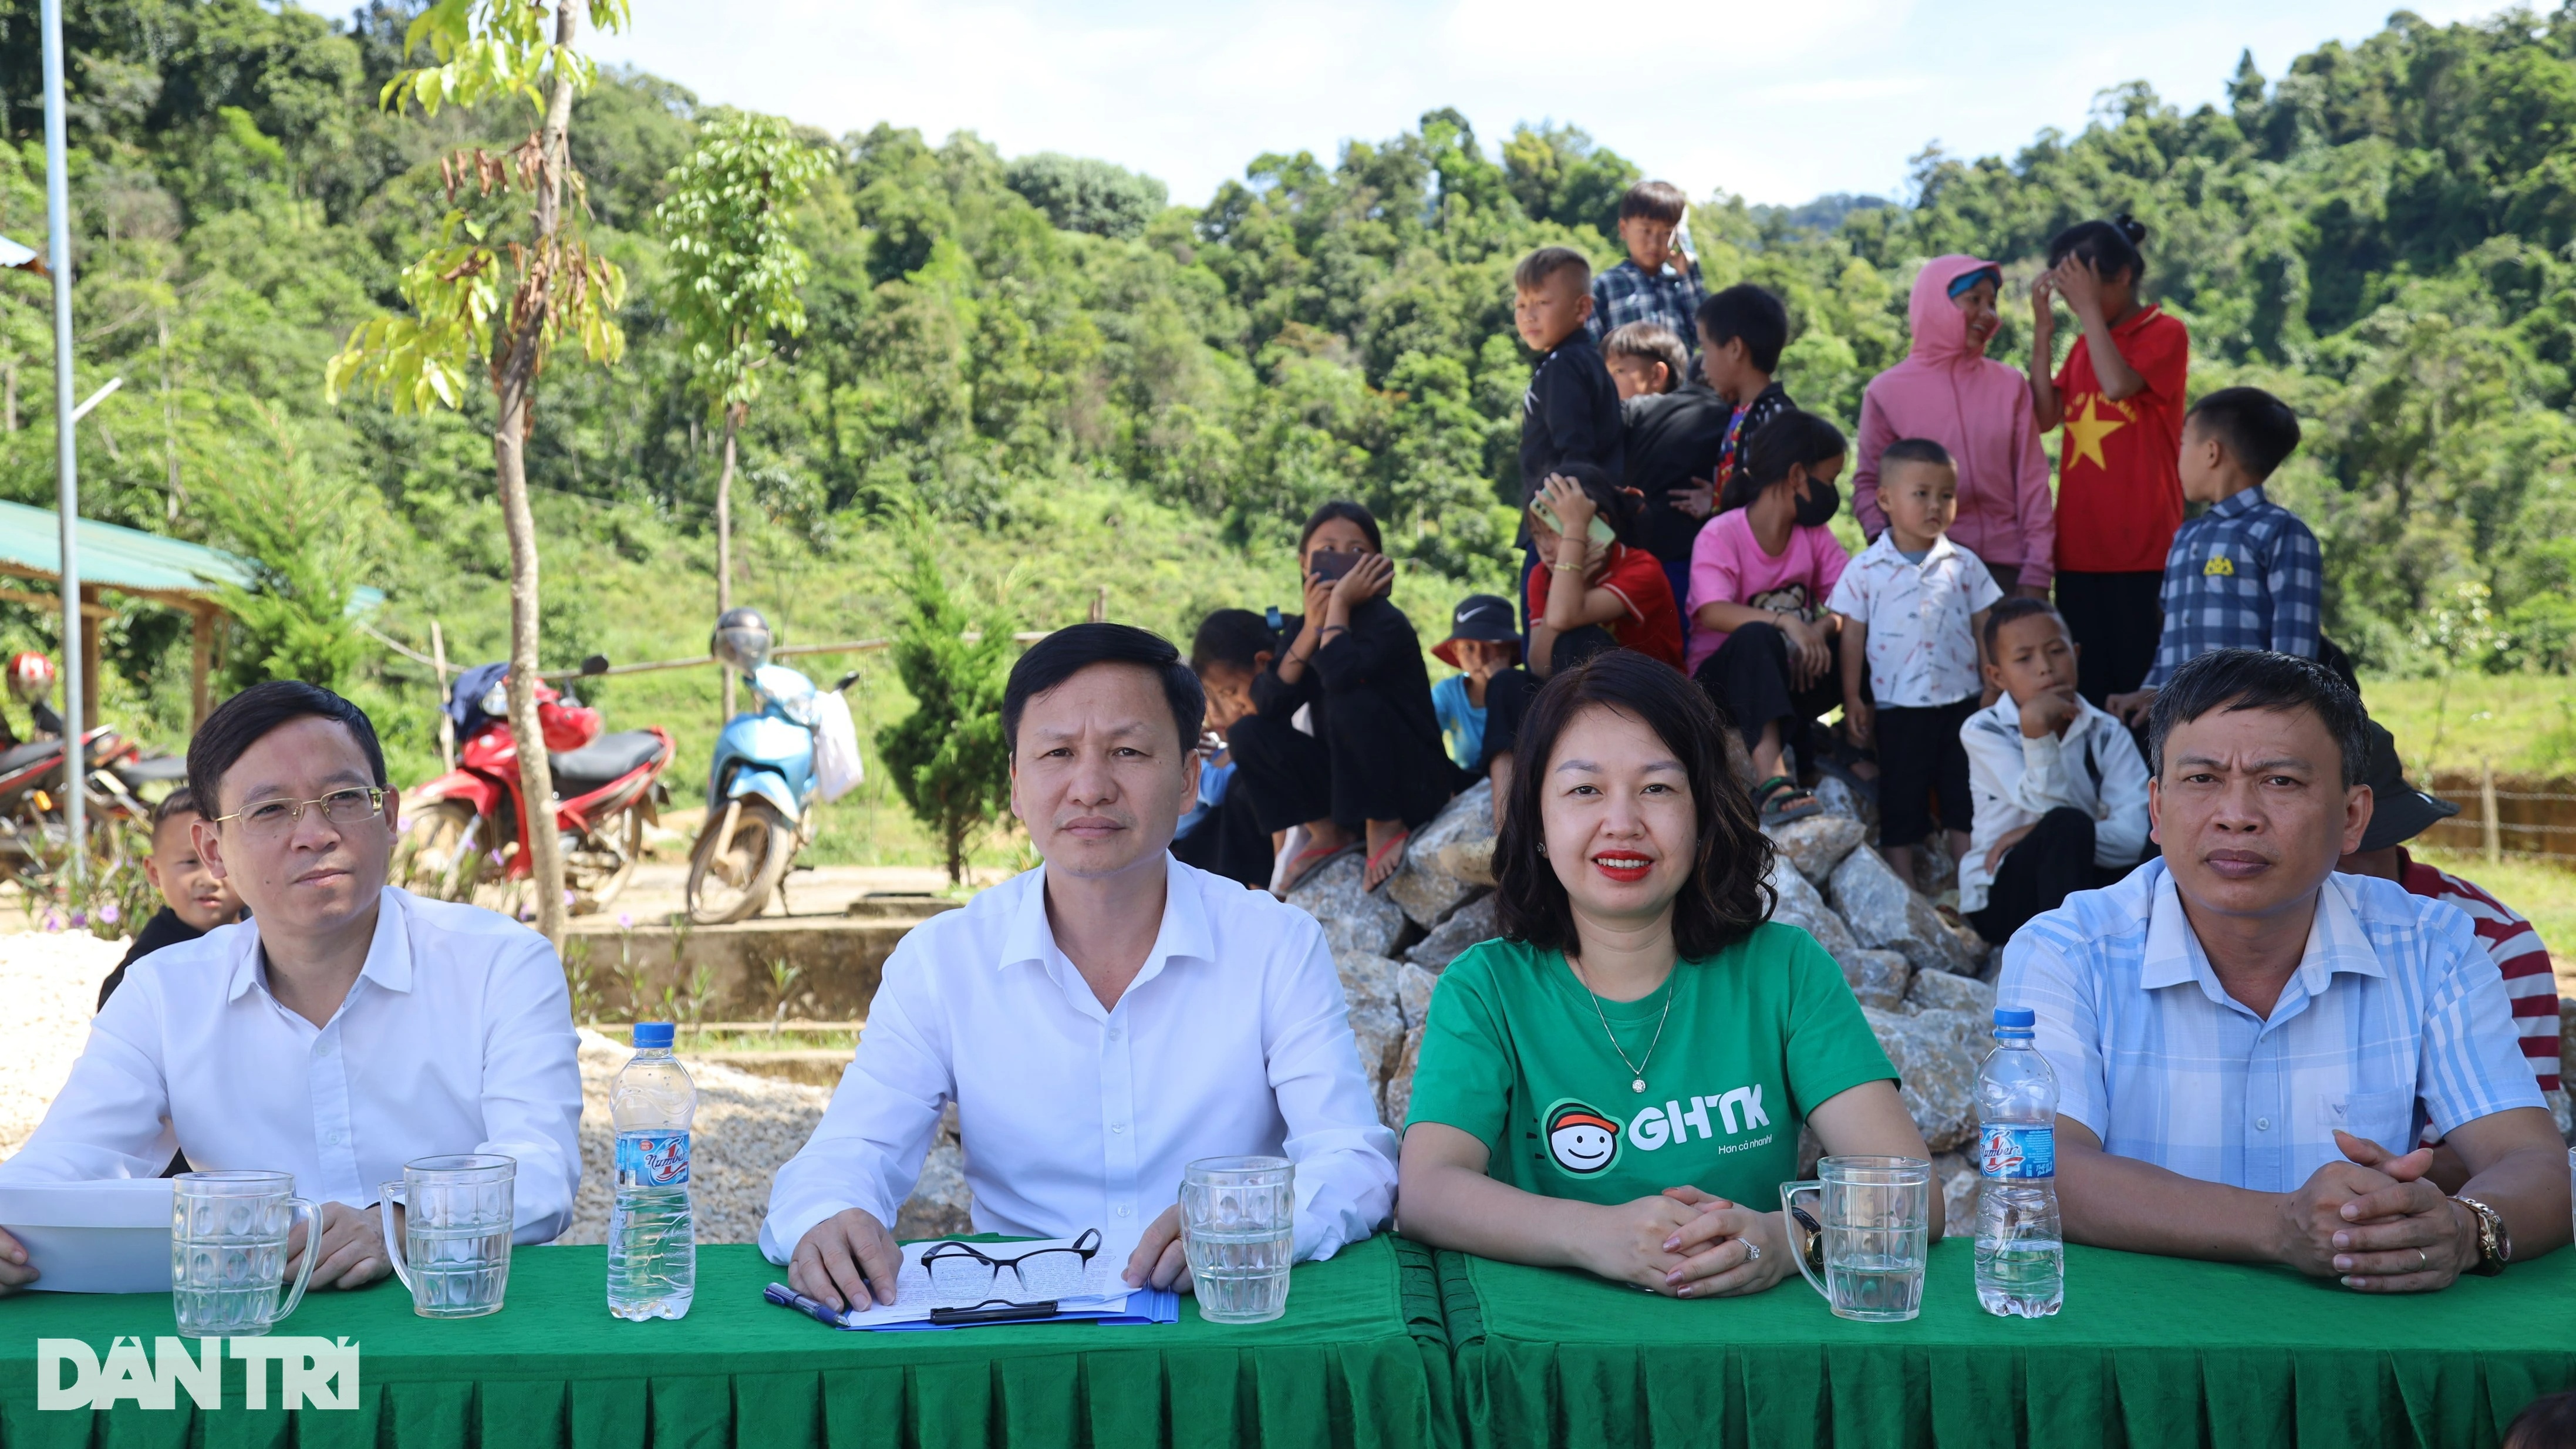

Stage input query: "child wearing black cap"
[{"left": 1431, "top": 593, "right": 1539, "bottom": 830}]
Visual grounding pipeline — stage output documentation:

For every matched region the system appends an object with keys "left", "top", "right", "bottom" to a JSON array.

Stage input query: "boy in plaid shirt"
[
  {"left": 2109, "top": 387, "right": 2321, "bottom": 724},
  {"left": 1587, "top": 180, "right": 1704, "bottom": 345}
]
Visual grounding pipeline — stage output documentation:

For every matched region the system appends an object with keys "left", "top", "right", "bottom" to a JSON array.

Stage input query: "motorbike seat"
[
  {"left": 116, "top": 753, "right": 188, "bottom": 784},
  {"left": 548, "top": 730, "right": 667, "bottom": 798},
  {"left": 0, "top": 739, "right": 59, "bottom": 780}
]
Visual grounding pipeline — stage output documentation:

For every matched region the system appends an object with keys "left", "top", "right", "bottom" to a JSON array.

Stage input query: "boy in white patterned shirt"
[{"left": 1828, "top": 439, "right": 2002, "bottom": 885}]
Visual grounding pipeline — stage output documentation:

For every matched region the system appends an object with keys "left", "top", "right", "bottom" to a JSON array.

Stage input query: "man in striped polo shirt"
[{"left": 2337, "top": 720, "right": 2567, "bottom": 1143}]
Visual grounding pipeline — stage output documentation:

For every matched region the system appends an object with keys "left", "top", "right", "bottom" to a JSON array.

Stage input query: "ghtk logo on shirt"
[
  {"left": 37, "top": 1336, "right": 360, "bottom": 1411},
  {"left": 1627, "top": 1084, "right": 1772, "bottom": 1151},
  {"left": 1543, "top": 1101, "right": 1622, "bottom": 1177}
]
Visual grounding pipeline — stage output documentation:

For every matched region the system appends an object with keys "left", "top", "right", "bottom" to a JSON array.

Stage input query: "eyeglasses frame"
[
  {"left": 208, "top": 786, "right": 390, "bottom": 835},
  {"left": 918, "top": 1227, "right": 1104, "bottom": 1305}
]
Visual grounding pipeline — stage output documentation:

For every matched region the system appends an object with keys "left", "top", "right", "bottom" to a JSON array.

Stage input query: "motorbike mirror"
[
  {"left": 579, "top": 653, "right": 610, "bottom": 677},
  {"left": 832, "top": 670, "right": 862, "bottom": 695}
]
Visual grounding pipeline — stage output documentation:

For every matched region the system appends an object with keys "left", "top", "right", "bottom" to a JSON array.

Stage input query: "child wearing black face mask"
[{"left": 1684, "top": 409, "right": 1857, "bottom": 823}]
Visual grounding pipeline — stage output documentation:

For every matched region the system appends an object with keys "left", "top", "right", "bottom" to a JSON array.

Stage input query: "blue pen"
[{"left": 765, "top": 1281, "right": 855, "bottom": 1328}]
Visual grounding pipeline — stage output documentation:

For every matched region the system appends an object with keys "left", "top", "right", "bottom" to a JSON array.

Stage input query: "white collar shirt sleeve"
[
  {"left": 760, "top": 856, "right": 1398, "bottom": 1266},
  {"left": 0, "top": 888, "right": 584, "bottom": 1244}
]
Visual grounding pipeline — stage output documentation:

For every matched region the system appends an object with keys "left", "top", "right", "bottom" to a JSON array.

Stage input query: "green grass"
[
  {"left": 2359, "top": 672, "right": 2576, "bottom": 780},
  {"left": 2411, "top": 845, "right": 2576, "bottom": 972}
]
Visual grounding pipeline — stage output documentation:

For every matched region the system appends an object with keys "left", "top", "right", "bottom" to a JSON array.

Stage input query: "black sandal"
[{"left": 1754, "top": 775, "right": 1823, "bottom": 824}]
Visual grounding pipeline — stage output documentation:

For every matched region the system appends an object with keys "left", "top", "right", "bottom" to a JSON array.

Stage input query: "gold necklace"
[{"left": 1569, "top": 956, "right": 1676, "bottom": 1094}]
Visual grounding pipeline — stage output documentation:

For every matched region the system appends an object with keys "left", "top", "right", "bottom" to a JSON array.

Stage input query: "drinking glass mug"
[
  {"left": 1180, "top": 1155, "right": 1294, "bottom": 1325},
  {"left": 380, "top": 1154, "right": 517, "bottom": 1319},
  {"left": 170, "top": 1171, "right": 317, "bottom": 1339},
  {"left": 1780, "top": 1155, "right": 1934, "bottom": 1323}
]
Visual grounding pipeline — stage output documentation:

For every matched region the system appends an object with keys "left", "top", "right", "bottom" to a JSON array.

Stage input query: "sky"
[{"left": 588, "top": 1, "right": 2510, "bottom": 209}]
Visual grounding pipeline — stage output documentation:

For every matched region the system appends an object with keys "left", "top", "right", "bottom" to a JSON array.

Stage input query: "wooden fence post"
[{"left": 2480, "top": 759, "right": 2501, "bottom": 865}]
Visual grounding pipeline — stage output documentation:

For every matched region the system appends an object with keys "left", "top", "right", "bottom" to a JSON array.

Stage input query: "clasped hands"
[
  {"left": 1576, "top": 1186, "right": 1796, "bottom": 1299},
  {"left": 2278, "top": 1130, "right": 2477, "bottom": 1292}
]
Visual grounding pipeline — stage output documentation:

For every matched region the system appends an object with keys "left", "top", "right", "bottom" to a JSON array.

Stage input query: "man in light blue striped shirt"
[{"left": 2002, "top": 649, "right": 2568, "bottom": 1292}]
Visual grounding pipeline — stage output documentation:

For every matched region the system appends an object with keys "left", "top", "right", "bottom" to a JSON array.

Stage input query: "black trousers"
[
  {"left": 1968, "top": 806, "right": 2118, "bottom": 946},
  {"left": 1226, "top": 696, "right": 1452, "bottom": 834},
  {"left": 1225, "top": 713, "right": 1332, "bottom": 835},
  {"left": 1476, "top": 668, "right": 1537, "bottom": 776},
  {"left": 1171, "top": 793, "right": 1274, "bottom": 889},
  {"left": 1691, "top": 621, "right": 1848, "bottom": 771},
  {"left": 1874, "top": 697, "right": 1978, "bottom": 847},
  {"left": 2054, "top": 570, "right": 2163, "bottom": 706}
]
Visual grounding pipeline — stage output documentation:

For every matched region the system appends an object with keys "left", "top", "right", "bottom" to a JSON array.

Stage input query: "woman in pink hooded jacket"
[{"left": 1852, "top": 256, "right": 2055, "bottom": 596}]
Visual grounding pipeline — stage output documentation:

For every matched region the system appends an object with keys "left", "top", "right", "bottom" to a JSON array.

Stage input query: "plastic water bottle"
[
  {"left": 607, "top": 1022, "right": 697, "bottom": 1320},
  {"left": 1974, "top": 1006, "right": 2064, "bottom": 1317}
]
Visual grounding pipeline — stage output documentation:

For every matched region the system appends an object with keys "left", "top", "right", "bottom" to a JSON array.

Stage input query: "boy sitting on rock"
[{"left": 1958, "top": 598, "right": 2151, "bottom": 946}]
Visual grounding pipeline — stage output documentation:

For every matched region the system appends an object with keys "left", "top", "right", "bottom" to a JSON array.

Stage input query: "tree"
[
  {"left": 653, "top": 108, "right": 828, "bottom": 717},
  {"left": 1002, "top": 153, "right": 1166, "bottom": 239},
  {"left": 875, "top": 530, "right": 1014, "bottom": 885},
  {"left": 322, "top": 0, "right": 632, "bottom": 949}
]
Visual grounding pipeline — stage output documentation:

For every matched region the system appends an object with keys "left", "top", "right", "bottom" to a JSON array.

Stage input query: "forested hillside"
[{"left": 1, "top": 1, "right": 2572, "bottom": 788}]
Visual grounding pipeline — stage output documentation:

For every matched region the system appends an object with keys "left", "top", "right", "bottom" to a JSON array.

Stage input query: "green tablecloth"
[
  {"left": 1439, "top": 1236, "right": 2576, "bottom": 1449},
  {"left": 0, "top": 1236, "right": 1451, "bottom": 1449}
]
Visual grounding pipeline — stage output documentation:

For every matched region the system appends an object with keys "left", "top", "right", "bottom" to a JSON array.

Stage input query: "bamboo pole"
[{"left": 430, "top": 619, "right": 454, "bottom": 772}]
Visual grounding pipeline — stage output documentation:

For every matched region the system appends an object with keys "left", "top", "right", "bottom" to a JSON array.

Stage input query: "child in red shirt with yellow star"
[{"left": 2028, "top": 215, "right": 2189, "bottom": 707}]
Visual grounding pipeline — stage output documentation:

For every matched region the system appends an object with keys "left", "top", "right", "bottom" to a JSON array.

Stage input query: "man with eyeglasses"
[
  {"left": 0, "top": 681, "right": 582, "bottom": 1295},
  {"left": 766, "top": 624, "right": 1398, "bottom": 1310}
]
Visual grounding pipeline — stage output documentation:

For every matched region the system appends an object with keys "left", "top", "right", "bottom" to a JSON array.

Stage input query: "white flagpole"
[{"left": 41, "top": 0, "right": 82, "bottom": 884}]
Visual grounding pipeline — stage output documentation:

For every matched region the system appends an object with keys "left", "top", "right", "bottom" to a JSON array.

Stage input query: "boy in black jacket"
[{"left": 1515, "top": 245, "right": 1624, "bottom": 624}]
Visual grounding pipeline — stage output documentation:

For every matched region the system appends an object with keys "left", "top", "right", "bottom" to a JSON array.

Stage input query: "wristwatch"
[{"left": 2453, "top": 1194, "right": 2510, "bottom": 1275}]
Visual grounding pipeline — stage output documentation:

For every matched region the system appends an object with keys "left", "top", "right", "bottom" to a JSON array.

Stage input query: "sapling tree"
[
  {"left": 323, "top": 0, "right": 633, "bottom": 948},
  {"left": 877, "top": 531, "right": 1016, "bottom": 885},
  {"left": 654, "top": 110, "right": 829, "bottom": 718}
]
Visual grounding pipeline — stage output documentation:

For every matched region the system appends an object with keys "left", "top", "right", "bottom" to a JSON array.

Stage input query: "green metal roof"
[{"left": 0, "top": 499, "right": 255, "bottom": 598}]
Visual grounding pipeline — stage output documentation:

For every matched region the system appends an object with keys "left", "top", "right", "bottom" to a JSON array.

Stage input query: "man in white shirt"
[
  {"left": 770, "top": 623, "right": 1398, "bottom": 1310},
  {"left": 0, "top": 681, "right": 582, "bottom": 1294}
]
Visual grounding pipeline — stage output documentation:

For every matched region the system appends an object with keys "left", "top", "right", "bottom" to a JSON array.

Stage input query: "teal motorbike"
[{"left": 685, "top": 609, "right": 860, "bottom": 924}]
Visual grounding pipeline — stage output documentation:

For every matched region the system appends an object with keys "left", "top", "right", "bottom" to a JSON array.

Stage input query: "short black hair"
[
  {"left": 1190, "top": 608, "right": 1276, "bottom": 675},
  {"left": 1493, "top": 650, "right": 1776, "bottom": 959},
  {"left": 150, "top": 786, "right": 201, "bottom": 830},
  {"left": 1002, "top": 622, "right": 1205, "bottom": 759},
  {"left": 1603, "top": 322, "right": 1687, "bottom": 394},
  {"left": 1879, "top": 437, "right": 1954, "bottom": 473},
  {"left": 1297, "top": 499, "right": 1383, "bottom": 555},
  {"left": 187, "top": 681, "right": 387, "bottom": 817},
  {"left": 1514, "top": 245, "right": 1590, "bottom": 293},
  {"left": 1695, "top": 284, "right": 1788, "bottom": 373},
  {"left": 1618, "top": 180, "right": 1688, "bottom": 225},
  {"left": 1721, "top": 408, "right": 1846, "bottom": 513},
  {"left": 2046, "top": 214, "right": 2149, "bottom": 285},
  {"left": 1982, "top": 595, "right": 2068, "bottom": 659},
  {"left": 2148, "top": 648, "right": 2367, "bottom": 788},
  {"left": 1536, "top": 461, "right": 1643, "bottom": 541},
  {"left": 2187, "top": 386, "right": 2302, "bottom": 481}
]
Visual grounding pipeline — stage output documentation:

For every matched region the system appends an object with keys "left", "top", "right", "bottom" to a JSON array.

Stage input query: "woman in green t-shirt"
[{"left": 1398, "top": 650, "right": 1937, "bottom": 1298}]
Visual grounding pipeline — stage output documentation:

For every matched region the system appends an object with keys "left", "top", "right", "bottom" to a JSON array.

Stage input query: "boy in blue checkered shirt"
[
  {"left": 2107, "top": 387, "right": 2321, "bottom": 724},
  {"left": 1586, "top": 180, "right": 1704, "bottom": 346}
]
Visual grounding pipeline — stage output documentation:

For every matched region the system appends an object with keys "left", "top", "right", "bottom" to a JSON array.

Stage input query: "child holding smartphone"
[{"left": 1226, "top": 501, "right": 1455, "bottom": 892}]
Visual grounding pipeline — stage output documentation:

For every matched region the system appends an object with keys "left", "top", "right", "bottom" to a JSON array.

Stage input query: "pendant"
[{"left": 1632, "top": 1078, "right": 1646, "bottom": 1093}]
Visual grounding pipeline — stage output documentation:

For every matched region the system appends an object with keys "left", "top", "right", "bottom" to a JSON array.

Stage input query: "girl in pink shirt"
[
  {"left": 1685, "top": 409, "right": 1852, "bottom": 821},
  {"left": 1852, "top": 255, "right": 2055, "bottom": 595}
]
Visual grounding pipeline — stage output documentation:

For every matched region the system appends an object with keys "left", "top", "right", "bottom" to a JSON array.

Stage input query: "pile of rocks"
[{"left": 1292, "top": 776, "right": 2007, "bottom": 1235}]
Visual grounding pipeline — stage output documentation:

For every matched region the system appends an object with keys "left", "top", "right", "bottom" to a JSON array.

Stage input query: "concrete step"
[{"left": 562, "top": 894, "right": 959, "bottom": 1021}]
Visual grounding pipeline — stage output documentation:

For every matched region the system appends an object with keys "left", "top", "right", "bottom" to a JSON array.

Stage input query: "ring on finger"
[
  {"left": 2417, "top": 1248, "right": 2428, "bottom": 1271},
  {"left": 1744, "top": 1242, "right": 1762, "bottom": 1263}
]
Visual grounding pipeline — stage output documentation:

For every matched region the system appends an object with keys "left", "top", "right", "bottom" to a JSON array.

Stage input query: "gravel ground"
[
  {"left": 0, "top": 931, "right": 123, "bottom": 1159},
  {"left": 561, "top": 1029, "right": 838, "bottom": 1246}
]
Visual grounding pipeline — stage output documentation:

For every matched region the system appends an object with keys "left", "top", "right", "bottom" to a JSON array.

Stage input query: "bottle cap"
[
  {"left": 1993, "top": 1007, "right": 2036, "bottom": 1032},
  {"left": 633, "top": 1022, "right": 676, "bottom": 1049}
]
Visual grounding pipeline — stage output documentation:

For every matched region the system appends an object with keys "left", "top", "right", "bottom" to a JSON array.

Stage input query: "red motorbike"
[
  {"left": 0, "top": 724, "right": 154, "bottom": 883},
  {"left": 395, "top": 661, "right": 673, "bottom": 914}
]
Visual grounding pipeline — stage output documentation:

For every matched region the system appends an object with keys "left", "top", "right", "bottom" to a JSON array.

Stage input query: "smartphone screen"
[{"left": 1310, "top": 550, "right": 1361, "bottom": 582}]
